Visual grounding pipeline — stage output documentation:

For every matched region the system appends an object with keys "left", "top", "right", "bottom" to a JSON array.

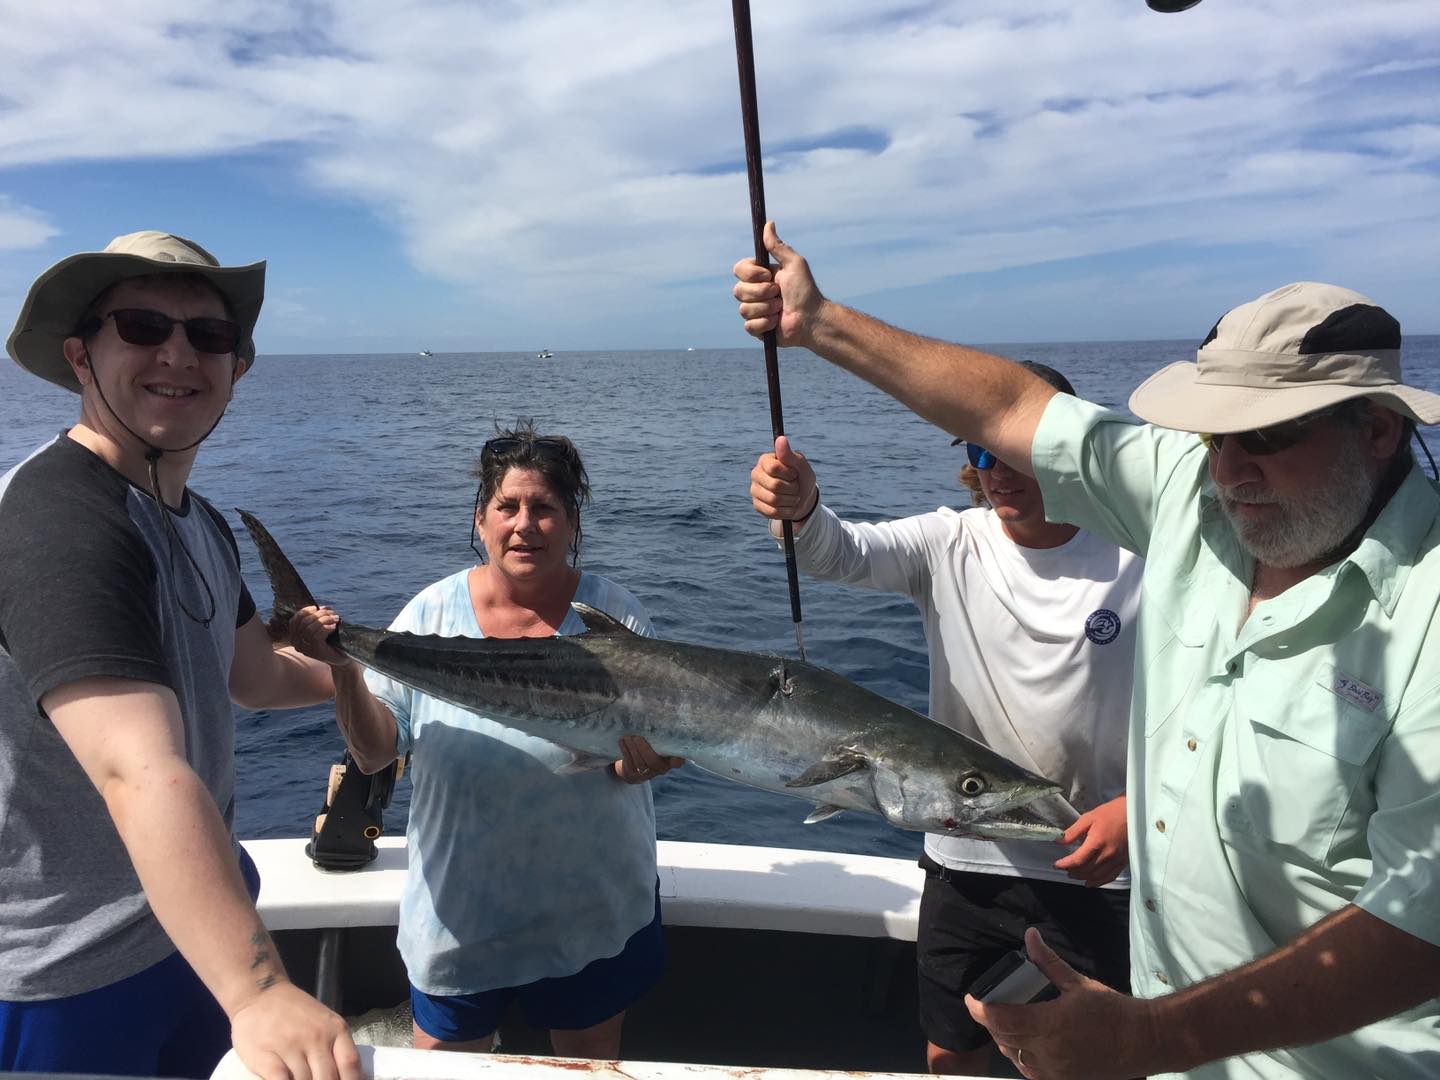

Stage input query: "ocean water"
[{"left": 3, "top": 336, "right": 1438, "bottom": 861}]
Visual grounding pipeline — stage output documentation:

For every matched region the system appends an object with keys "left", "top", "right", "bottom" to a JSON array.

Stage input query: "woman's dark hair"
[{"left": 471, "top": 419, "right": 591, "bottom": 565}]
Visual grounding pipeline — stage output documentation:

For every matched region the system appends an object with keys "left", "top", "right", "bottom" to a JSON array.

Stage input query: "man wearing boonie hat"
[
  {"left": 733, "top": 223, "right": 1440, "bottom": 1078},
  {"left": 0, "top": 233, "right": 360, "bottom": 1078},
  {"left": 749, "top": 360, "right": 1142, "bottom": 1077}
]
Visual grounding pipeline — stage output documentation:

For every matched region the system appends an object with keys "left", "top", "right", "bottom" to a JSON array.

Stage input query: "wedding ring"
[{"left": 1018, "top": 1049, "right": 1025, "bottom": 1068}]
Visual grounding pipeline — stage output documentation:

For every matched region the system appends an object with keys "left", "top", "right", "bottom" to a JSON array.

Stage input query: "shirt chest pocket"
[{"left": 1222, "top": 677, "right": 1388, "bottom": 860}]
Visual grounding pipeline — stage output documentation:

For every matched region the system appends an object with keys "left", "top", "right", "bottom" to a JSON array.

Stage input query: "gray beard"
[{"left": 1218, "top": 433, "right": 1379, "bottom": 569}]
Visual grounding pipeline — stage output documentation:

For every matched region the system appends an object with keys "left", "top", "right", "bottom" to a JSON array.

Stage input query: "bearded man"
[{"left": 733, "top": 224, "right": 1440, "bottom": 1079}]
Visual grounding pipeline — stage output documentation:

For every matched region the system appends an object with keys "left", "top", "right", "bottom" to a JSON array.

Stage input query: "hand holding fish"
[
  {"left": 732, "top": 221, "right": 827, "bottom": 347},
  {"left": 289, "top": 605, "right": 351, "bottom": 667},
  {"left": 967, "top": 927, "right": 1158, "bottom": 1080},
  {"left": 614, "top": 734, "right": 684, "bottom": 784},
  {"left": 751, "top": 436, "right": 819, "bottom": 525},
  {"left": 1053, "top": 795, "right": 1128, "bottom": 888}
]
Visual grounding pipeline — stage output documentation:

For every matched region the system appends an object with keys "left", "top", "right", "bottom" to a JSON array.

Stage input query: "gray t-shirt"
[{"left": 0, "top": 436, "right": 254, "bottom": 1000}]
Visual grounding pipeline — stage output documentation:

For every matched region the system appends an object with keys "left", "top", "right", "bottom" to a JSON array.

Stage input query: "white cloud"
[
  {"left": 0, "top": 197, "right": 57, "bottom": 252},
  {"left": 0, "top": 0, "right": 1437, "bottom": 343}
]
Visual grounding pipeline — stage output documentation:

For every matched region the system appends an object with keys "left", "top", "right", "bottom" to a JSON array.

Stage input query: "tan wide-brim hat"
[
  {"left": 6, "top": 231, "right": 266, "bottom": 393},
  {"left": 1129, "top": 281, "right": 1440, "bottom": 433}
]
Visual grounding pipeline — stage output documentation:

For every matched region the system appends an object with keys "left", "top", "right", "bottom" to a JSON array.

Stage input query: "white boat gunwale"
[{"left": 244, "top": 837, "right": 924, "bottom": 942}]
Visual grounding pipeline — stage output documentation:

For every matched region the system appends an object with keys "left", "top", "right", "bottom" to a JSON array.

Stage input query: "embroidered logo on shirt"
[
  {"left": 1330, "top": 673, "right": 1383, "bottom": 713},
  {"left": 1084, "top": 608, "right": 1122, "bottom": 645}
]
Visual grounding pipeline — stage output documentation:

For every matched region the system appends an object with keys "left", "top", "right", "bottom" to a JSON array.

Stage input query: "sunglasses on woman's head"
[
  {"left": 481, "top": 435, "right": 572, "bottom": 464},
  {"left": 1199, "top": 404, "right": 1348, "bottom": 457},
  {"left": 85, "top": 308, "right": 243, "bottom": 355},
  {"left": 966, "top": 442, "right": 997, "bottom": 470}
]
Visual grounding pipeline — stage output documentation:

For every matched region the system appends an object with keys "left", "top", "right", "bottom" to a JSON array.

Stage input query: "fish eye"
[{"left": 958, "top": 772, "right": 988, "bottom": 798}]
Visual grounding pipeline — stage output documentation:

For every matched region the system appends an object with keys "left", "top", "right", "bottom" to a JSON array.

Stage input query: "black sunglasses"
[
  {"left": 481, "top": 435, "right": 572, "bottom": 463},
  {"left": 89, "top": 308, "right": 243, "bottom": 355},
  {"left": 1200, "top": 404, "right": 1347, "bottom": 457}
]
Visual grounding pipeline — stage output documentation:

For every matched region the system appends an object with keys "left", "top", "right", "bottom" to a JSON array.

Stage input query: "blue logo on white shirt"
[{"left": 1085, "top": 608, "right": 1121, "bottom": 645}]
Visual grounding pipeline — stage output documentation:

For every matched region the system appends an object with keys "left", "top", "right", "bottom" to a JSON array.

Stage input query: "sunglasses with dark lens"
[
  {"left": 1199, "top": 404, "right": 1347, "bottom": 457},
  {"left": 101, "top": 308, "right": 243, "bottom": 355},
  {"left": 481, "top": 434, "right": 572, "bottom": 463},
  {"left": 965, "top": 442, "right": 997, "bottom": 470}
]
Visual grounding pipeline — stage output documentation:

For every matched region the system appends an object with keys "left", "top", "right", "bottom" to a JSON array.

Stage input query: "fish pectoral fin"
[
  {"left": 571, "top": 603, "right": 635, "bottom": 635},
  {"left": 553, "top": 751, "right": 615, "bottom": 775},
  {"left": 785, "top": 750, "right": 870, "bottom": 789},
  {"left": 803, "top": 804, "right": 845, "bottom": 825}
]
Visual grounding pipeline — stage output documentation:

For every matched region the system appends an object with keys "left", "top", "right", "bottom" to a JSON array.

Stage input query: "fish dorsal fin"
[
  {"left": 803, "top": 804, "right": 845, "bottom": 824},
  {"left": 571, "top": 602, "right": 634, "bottom": 635},
  {"left": 785, "top": 748, "right": 870, "bottom": 789}
]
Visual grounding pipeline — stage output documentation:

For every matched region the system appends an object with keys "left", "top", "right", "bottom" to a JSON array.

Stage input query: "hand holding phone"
[{"left": 971, "top": 948, "right": 1053, "bottom": 1004}]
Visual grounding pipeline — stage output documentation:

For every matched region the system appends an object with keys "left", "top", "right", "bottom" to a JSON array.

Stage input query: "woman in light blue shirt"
[{"left": 292, "top": 423, "right": 680, "bottom": 1057}]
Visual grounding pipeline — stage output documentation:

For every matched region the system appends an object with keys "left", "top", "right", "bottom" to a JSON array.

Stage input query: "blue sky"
[{"left": 1, "top": 0, "right": 1437, "bottom": 355}]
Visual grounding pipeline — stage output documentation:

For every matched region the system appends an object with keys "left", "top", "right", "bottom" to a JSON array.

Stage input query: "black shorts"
[{"left": 916, "top": 854, "right": 1130, "bottom": 1053}]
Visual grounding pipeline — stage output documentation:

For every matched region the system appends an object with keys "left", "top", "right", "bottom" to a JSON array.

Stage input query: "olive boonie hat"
[
  {"left": 6, "top": 231, "right": 266, "bottom": 393},
  {"left": 1129, "top": 281, "right": 1440, "bottom": 433}
]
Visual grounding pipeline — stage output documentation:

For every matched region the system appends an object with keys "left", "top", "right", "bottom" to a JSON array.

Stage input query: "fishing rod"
[{"left": 731, "top": 0, "right": 807, "bottom": 663}]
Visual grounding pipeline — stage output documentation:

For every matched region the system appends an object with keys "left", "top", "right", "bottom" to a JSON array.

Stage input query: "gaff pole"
[{"left": 731, "top": 0, "right": 807, "bottom": 662}]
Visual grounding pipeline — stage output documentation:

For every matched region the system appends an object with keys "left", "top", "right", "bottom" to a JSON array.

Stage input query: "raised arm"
[
  {"left": 732, "top": 221, "right": 1056, "bottom": 473},
  {"left": 43, "top": 677, "right": 360, "bottom": 1080}
]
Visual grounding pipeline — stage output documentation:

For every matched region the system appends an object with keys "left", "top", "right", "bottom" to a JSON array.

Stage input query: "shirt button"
[
  {"left": 1187, "top": 738, "right": 1198, "bottom": 752},
  {"left": 1155, "top": 971, "right": 1171, "bottom": 986},
  {"left": 1155, "top": 819, "right": 1166, "bottom": 833},
  {"left": 1144, "top": 899, "right": 1157, "bottom": 912}
]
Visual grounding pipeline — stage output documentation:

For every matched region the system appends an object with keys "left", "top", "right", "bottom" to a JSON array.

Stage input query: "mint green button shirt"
[{"left": 1033, "top": 393, "right": 1440, "bottom": 1078}]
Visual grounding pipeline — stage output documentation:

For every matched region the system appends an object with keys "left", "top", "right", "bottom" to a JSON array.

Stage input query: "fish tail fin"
[{"left": 236, "top": 509, "right": 319, "bottom": 645}]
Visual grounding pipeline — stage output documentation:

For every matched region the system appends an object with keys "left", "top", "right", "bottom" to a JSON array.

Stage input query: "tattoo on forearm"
[{"left": 248, "top": 928, "right": 278, "bottom": 990}]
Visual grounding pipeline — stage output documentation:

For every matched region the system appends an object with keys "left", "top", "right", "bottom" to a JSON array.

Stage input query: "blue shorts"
[
  {"left": 411, "top": 890, "right": 665, "bottom": 1042},
  {"left": 0, "top": 846, "right": 261, "bottom": 1079}
]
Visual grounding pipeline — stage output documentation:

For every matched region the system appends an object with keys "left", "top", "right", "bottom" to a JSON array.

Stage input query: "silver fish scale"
[{"left": 346, "top": 625, "right": 847, "bottom": 773}]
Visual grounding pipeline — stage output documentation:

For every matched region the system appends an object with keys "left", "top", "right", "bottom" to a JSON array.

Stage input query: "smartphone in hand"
[{"left": 971, "top": 948, "right": 1053, "bottom": 1004}]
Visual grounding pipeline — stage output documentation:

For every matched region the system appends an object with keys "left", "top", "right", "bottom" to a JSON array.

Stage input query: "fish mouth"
[
  {"left": 944, "top": 802, "right": 1063, "bottom": 841},
  {"left": 940, "top": 780, "right": 1063, "bottom": 838}
]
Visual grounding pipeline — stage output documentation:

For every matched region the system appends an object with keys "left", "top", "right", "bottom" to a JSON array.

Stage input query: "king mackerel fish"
[{"left": 240, "top": 511, "right": 1063, "bottom": 840}]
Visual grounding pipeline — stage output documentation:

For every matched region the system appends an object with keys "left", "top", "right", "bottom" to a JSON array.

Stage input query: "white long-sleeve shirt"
[{"left": 778, "top": 503, "right": 1141, "bottom": 887}]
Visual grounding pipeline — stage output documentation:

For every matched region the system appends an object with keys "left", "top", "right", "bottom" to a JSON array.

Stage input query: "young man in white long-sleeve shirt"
[{"left": 751, "top": 362, "right": 1140, "bottom": 1076}]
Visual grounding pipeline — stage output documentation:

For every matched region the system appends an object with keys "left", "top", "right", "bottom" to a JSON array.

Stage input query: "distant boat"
[
  {"left": 418, "top": 350, "right": 433, "bottom": 357},
  {"left": 686, "top": 346, "right": 696, "bottom": 352},
  {"left": 537, "top": 349, "right": 554, "bottom": 359}
]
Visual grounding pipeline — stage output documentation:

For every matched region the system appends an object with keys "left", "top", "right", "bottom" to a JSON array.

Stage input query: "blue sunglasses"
[{"left": 965, "top": 442, "right": 997, "bottom": 470}]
